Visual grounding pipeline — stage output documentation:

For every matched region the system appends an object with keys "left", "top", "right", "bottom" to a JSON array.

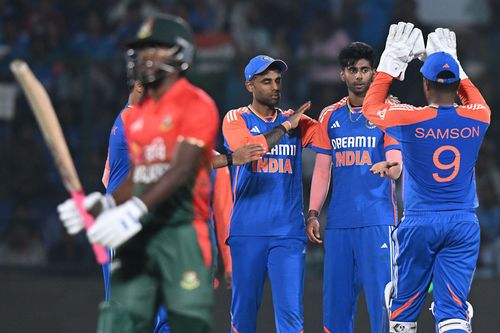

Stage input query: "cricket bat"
[{"left": 10, "top": 60, "right": 108, "bottom": 264}]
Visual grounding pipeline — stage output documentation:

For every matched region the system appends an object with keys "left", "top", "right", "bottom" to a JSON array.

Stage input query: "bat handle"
[{"left": 71, "top": 191, "right": 109, "bottom": 265}]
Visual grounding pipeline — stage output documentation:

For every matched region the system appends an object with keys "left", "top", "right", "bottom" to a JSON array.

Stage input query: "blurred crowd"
[{"left": 0, "top": 0, "right": 499, "bottom": 276}]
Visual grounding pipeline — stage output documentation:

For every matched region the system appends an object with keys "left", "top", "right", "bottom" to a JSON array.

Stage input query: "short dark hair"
[
  {"left": 338, "top": 42, "right": 374, "bottom": 69},
  {"left": 425, "top": 71, "right": 460, "bottom": 93}
]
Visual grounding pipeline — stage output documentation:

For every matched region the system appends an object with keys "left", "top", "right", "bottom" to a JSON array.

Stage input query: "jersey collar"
[{"left": 247, "top": 104, "right": 278, "bottom": 123}]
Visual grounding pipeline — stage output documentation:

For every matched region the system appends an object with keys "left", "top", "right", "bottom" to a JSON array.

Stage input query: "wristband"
[
  {"left": 282, "top": 120, "right": 292, "bottom": 132},
  {"left": 275, "top": 124, "right": 287, "bottom": 135},
  {"left": 307, "top": 209, "right": 319, "bottom": 219},
  {"left": 225, "top": 153, "right": 233, "bottom": 166}
]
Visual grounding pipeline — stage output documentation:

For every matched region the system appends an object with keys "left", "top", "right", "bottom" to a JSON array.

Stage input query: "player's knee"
[
  {"left": 389, "top": 321, "right": 417, "bottom": 332},
  {"left": 437, "top": 319, "right": 472, "bottom": 332},
  {"left": 429, "top": 302, "right": 474, "bottom": 333}
]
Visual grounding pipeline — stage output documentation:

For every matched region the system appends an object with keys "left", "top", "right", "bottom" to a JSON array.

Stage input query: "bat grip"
[{"left": 71, "top": 191, "right": 109, "bottom": 265}]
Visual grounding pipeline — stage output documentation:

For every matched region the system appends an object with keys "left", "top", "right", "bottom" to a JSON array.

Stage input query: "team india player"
[
  {"left": 223, "top": 55, "right": 316, "bottom": 333},
  {"left": 306, "top": 42, "right": 402, "bottom": 333},
  {"left": 363, "top": 22, "right": 490, "bottom": 333}
]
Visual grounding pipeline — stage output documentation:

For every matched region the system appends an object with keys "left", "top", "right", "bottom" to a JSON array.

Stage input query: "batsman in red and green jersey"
[{"left": 94, "top": 14, "right": 218, "bottom": 333}]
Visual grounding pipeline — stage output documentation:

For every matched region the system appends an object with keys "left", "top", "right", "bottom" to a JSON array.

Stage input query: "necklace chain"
[{"left": 347, "top": 100, "right": 363, "bottom": 122}]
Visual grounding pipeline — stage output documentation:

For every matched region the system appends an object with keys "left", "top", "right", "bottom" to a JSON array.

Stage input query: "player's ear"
[
  {"left": 340, "top": 70, "right": 346, "bottom": 82},
  {"left": 245, "top": 80, "right": 254, "bottom": 93}
]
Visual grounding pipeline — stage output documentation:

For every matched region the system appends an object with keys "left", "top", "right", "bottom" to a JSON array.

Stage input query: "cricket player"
[
  {"left": 223, "top": 55, "right": 316, "bottom": 333},
  {"left": 57, "top": 14, "right": 219, "bottom": 333},
  {"left": 363, "top": 22, "right": 490, "bottom": 333},
  {"left": 306, "top": 42, "right": 402, "bottom": 333}
]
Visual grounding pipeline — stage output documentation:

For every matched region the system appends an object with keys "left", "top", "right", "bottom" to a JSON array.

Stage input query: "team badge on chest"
[{"left": 161, "top": 116, "right": 172, "bottom": 131}]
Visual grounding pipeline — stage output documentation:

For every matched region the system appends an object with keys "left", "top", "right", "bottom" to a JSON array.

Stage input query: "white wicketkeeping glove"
[
  {"left": 378, "top": 22, "right": 422, "bottom": 80},
  {"left": 87, "top": 197, "right": 147, "bottom": 248},
  {"left": 409, "top": 28, "right": 426, "bottom": 62},
  {"left": 426, "top": 28, "right": 467, "bottom": 79},
  {"left": 57, "top": 192, "right": 116, "bottom": 235}
]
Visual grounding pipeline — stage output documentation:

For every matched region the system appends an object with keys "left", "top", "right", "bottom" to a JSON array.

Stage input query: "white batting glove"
[
  {"left": 378, "top": 22, "right": 422, "bottom": 80},
  {"left": 57, "top": 192, "right": 116, "bottom": 235},
  {"left": 87, "top": 197, "right": 147, "bottom": 248},
  {"left": 427, "top": 28, "right": 467, "bottom": 79}
]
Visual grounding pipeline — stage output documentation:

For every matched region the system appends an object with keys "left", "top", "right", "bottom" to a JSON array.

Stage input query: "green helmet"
[{"left": 126, "top": 14, "right": 195, "bottom": 86}]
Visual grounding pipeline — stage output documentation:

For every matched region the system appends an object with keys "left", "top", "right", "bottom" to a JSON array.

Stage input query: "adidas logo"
[
  {"left": 381, "top": 243, "right": 388, "bottom": 249},
  {"left": 250, "top": 126, "right": 260, "bottom": 133},
  {"left": 331, "top": 120, "right": 341, "bottom": 128}
]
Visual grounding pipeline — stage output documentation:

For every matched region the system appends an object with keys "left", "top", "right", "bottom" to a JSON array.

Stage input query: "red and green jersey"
[{"left": 122, "top": 78, "right": 219, "bottom": 229}]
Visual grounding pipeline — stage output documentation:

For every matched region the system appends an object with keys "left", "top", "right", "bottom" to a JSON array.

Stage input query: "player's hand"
[
  {"left": 87, "top": 197, "right": 147, "bottom": 248},
  {"left": 232, "top": 144, "right": 266, "bottom": 165},
  {"left": 224, "top": 271, "right": 232, "bottom": 289},
  {"left": 370, "top": 161, "right": 400, "bottom": 178},
  {"left": 426, "top": 28, "right": 467, "bottom": 79},
  {"left": 306, "top": 216, "right": 323, "bottom": 244},
  {"left": 57, "top": 192, "right": 116, "bottom": 235},
  {"left": 409, "top": 28, "right": 426, "bottom": 62},
  {"left": 285, "top": 101, "right": 311, "bottom": 130},
  {"left": 385, "top": 94, "right": 400, "bottom": 105},
  {"left": 378, "top": 22, "right": 422, "bottom": 80}
]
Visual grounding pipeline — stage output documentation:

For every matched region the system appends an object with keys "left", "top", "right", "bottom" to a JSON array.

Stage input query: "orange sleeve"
[
  {"left": 363, "top": 72, "right": 437, "bottom": 131},
  {"left": 299, "top": 114, "right": 318, "bottom": 147},
  {"left": 456, "top": 79, "right": 491, "bottom": 124},
  {"left": 222, "top": 109, "right": 268, "bottom": 152},
  {"left": 179, "top": 99, "right": 220, "bottom": 148},
  {"left": 212, "top": 166, "right": 232, "bottom": 272},
  {"left": 313, "top": 107, "right": 334, "bottom": 153},
  {"left": 102, "top": 150, "right": 110, "bottom": 189},
  {"left": 383, "top": 133, "right": 400, "bottom": 149}
]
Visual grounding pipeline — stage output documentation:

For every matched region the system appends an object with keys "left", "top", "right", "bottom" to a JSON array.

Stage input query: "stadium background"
[{"left": 0, "top": 0, "right": 498, "bottom": 332}]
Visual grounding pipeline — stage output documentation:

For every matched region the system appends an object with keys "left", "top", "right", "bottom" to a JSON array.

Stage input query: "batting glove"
[
  {"left": 57, "top": 192, "right": 116, "bottom": 235},
  {"left": 87, "top": 197, "right": 147, "bottom": 248},
  {"left": 426, "top": 28, "right": 467, "bottom": 79},
  {"left": 378, "top": 22, "right": 422, "bottom": 80}
]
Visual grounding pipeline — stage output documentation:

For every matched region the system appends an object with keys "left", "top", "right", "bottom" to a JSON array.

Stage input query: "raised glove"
[
  {"left": 426, "top": 28, "right": 467, "bottom": 79},
  {"left": 378, "top": 22, "right": 422, "bottom": 80},
  {"left": 87, "top": 197, "right": 147, "bottom": 248},
  {"left": 57, "top": 192, "right": 116, "bottom": 235},
  {"left": 410, "top": 28, "right": 425, "bottom": 62}
]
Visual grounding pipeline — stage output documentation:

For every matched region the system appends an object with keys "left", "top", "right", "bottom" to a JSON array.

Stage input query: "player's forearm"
[
  {"left": 386, "top": 149, "right": 402, "bottom": 180},
  {"left": 309, "top": 153, "right": 332, "bottom": 213},
  {"left": 139, "top": 142, "right": 202, "bottom": 210},
  {"left": 212, "top": 154, "right": 229, "bottom": 169},
  {"left": 363, "top": 72, "right": 393, "bottom": 127},
  {"left": 140, "top": 164, "right": 196, "bottom": 209},
  {"left": 263, "top": 123, "right": 290, "bottom": 150},
  {"left": 111, "top": 171, "right": 134, "bottom": 205},
  {"left": 457, "top": 79, "right": 489, "bottom": 108}
]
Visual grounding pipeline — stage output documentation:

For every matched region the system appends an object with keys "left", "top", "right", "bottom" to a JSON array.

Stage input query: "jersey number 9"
[{"left": 432, "top": 145, "right": 460, "bottom": 183}]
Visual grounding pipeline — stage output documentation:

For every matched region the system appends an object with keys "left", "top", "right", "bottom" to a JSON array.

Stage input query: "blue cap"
[
  {"left": 420, "top": 52, "right": 460, "bottom": 83},
  {"left": 244, "top": 55, "right": 288, "bottom": 81}
]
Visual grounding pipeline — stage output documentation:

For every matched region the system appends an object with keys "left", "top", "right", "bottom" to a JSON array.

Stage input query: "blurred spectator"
[{"left": 0, "top": 205, "right": 47, "bottom": 267}]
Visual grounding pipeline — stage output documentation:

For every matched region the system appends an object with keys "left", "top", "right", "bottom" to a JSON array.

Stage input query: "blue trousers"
[
  {"left": 390, "top": 211, "right": 479, "bottom": 333},
  {"left": 229, "top": 236, "right": 306, "bottom": 333},
  {"left": 323, "top": 226, "right": 393, "bottom": 333}
]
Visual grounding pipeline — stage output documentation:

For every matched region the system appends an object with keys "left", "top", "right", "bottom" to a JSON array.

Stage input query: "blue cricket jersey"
[
  {"left": 313, "top": 97, "right": 400, "bottom": 228},
  {"left": 222, "top": 105, "right": 317, "bottom": 237},
  {"left": 103, "top": 104, "right": 131, "bottom": 194},
  {"left": 363, "top": 73, "right": 490, "bottom": 212}
]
